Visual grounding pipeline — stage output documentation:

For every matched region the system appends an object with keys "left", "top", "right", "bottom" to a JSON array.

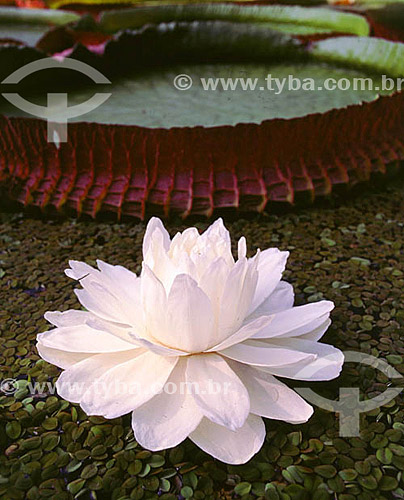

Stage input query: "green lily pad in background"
[
  {"left": 0, "top": 7, "right": 79, "bottom": 46},
  {"left": 0, "top": 11, "right": 403, "bottom": 219}
]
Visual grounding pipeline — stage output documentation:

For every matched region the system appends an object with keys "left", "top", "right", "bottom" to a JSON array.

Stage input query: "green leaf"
[
  {"left": 180, "top": 486, "right": 194, "bottom": 498},
  {"left": 376, "top": 448, "right": 393, "bottom": 464},
  {"left": 4, "top": 60, "right": 391, "bottom": 128},
  {"left": 67, "top": 478, "right": 86, "bottom": 495},
  {"left": 99, "top": 4, "right": 369, "bottom": 37},
  {"left": 6, "top": 422, "right": 21, "bottom": 439},
  {"left": 0, "top": 6, "right": 79, "bottom": 47},
  {"left": 80, "top": 464, "right": 98, "bottom": 479},
  {"left": 314, "top": 465, "right": 337, "bottom": 478},
  {"left": 379, "top": 476, "right": 399, "bottom": 491},
  {"left": 389, "top": 443, "right": 404, "bottom": 456},
  {"left": 339, "top": 469, "right": 358, "bottom": 481},
  {"left": 148, "top": 454, "right": 165, "bottom": 468},
  {"left": 234, "top": 482, "right": 252, "bottom": 495},
  {"left": 160, "top": 479, "right": 171, "bottom": 493},
  {"left": 358, "top": 475, "right": 378, "bottom": 490},
  {"left": 310, "top": 35, "right": 404, "bottom": 78}
]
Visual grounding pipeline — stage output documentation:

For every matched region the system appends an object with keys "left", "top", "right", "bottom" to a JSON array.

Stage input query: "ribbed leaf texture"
[
  {"left": 1, "top": 91, "right": 403, "bottom": 219},
  {"left": 1, "top": 6, "right": 404, "bottom": 219}
]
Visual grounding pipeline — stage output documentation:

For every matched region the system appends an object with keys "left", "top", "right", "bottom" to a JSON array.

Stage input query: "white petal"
[
  {"left": 161, "top": 274, "right": 215, "bottom": 352},
  {"left": 65, "top": 260, "right": 96, "bottom": 281},
  {"left": 74, "top": 280, "right": 128, "bottom": 324},
  {"left": 66, "top": 261, "right": 144, "bottom": 331},
  {"left": 80, "top": 351, "right": 178, "bottom": 418},
  {"left": 252, "top": 314, "right": 330, "bottom": 342},
  {"left": 186, "top": 354, "right": 249, "bottom": 430},
  {"left": 220, "top": 339, "right": 316, "bottom": 367},
  {"left": 131, "top": 359, "right": 202, "bottom": 450},
  {"left": 44, "top": 310, "right": 90, "bottom": 327},
  {"left": 297, "top": 318, "right": 332, "bottom": 342},
  {"left": 128, "top": 333, "right": 188, "bottom": 357},
  {"left": 210, "top": 315, "right": 273, "bottom": 352},
  {"left": 96, "top": 260, "right": 144, "bottom": 330},
  {"left": 248, "top": 249, "right": 289, "bottom": 315},
  {"left": 169, "top": 227, "right": 199, "bottom": 257},
  {"left": 141, "top": 264, "right": 167, "bottom": 341},
  {"left": 144, "top": 230, "right": 178, "bottom": 291},
  {"left": 194, "top": 218, "right": 234, "bottom": 269},
  {"left": 56, "top": 350, "right": 141, "bottom": 402},
  {"left": 36, "top": 344, "right": 92, "bottom": 369},
  {"left": 252, "top": 301, "right": 334, "bottom": 339},
  {"left": 254, "top": 314, "right": 331, "bottom": 342},
  {"left": 231, "top": 362, "right": 313, "bottom": 423},
  {"left": 85, "top": 316, "right": 139, "bottom": 345},
  {"left": 37, "top": 324, "right": 136, "bottom": 353},
  {"left": 258, "top": 338, "right": 344, "bottom": 381},
  {"left": 238, "top": 237, "right": 247, "bottom": 260},
  {"left": 199, "top": 257, "right": 231, "bottom": 322},
  {"left": 202, "top": 218, "right": 230, "bottom": 241},
  {"left": 96, "top": 260, "right": 137, "bottom": 287},
  {"left": 246, "top": 281, "right": 294, "bottom": 321},
  {"left": 142, "top": 217, "right": 171, "bottom": 258},
  {"left": 167, "top": 248, "right": 198, "bottom": 283},
  {"left": 201, "top": 218, "right": 231, "bottom": 252},
  {"left": 219, "top": 257, "right": 258, "bottom": 338},
  {"left": 189, "top": 414, "right": 265, "bottom": 465}
]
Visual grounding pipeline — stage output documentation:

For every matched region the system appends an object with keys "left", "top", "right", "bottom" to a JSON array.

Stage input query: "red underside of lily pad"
[
  {"left": 1, "top": 90, "right": 403, "bottom": 219},
  {"left": 1, "top": 6, "right": 404, "bottom": 219}
]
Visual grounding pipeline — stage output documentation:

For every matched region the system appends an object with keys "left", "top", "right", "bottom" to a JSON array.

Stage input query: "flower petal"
[
  {"left": 252, "top": 301, "right": 334, "bottom": 339},
  {"left": 142, "top": 217, "right": 171, "bottom": 258},
  {"left": 218, "top": 257, "right": 258, "bottom": 338},
  {"left": 200, "top": 218, "right": 233, "bottom": 266},
  {"left": 246, "top": 281, "right": 294, "bottom": 321},
  {"left": 84, "top": 316, "right": 139, "bottom": 345},
  {"left": 186, "top": 354, "right": 249, "bottom": 430},
  {"left": 74, "top": 280, "right": 128, "bottom": 325},
  {"left": 128, "top": 333, "right": 188, "bottom": 356},
  {"left": 66, "top": 261, "right": 144, "bottom": 331},
  {"left": 220, "top": 339, "right": 316, "bottom": 367},
  {"left": 80, "top": 351, "right": 178, "bottom": 418},
  {"left": 56, "top": 350, "right": 141, "bottom": 403},
  {"left": 131, "top": 359, "right": 202, "bottom": 450},
  {"left": 44, "top": 310, "right": 90, "bottom": 327},
  {"left": 143, "top": 229, "right": 178, "bottom": 291},
  {"left": 231, "top": 362, "right": 313, "bottom": 423},
  {"left": 210, "top": 315, "right": 273, "bottom": 352},
  {"left": 169, "top": 227, "right": 200, "bottom": 258},
  {"left": 258, "top": 338, "right": 344, "bottom": 381},
  {"left": 141, "top": 264, "right": 167, "bottom": 341},
  {"left": 238, "top": 237, "right": 247, "bottom": 260},
  {"left": 96, "top": 260, "right": 144, "bottom": 329},
  {"left": 36, "top": 344, "right": 92, "bottom": 370},
  {"left": 37, "top": 325, "right": 136, "bottom": 353},
  {"left": 161, "top": 274, "right": 215, "bottom": 352},
  {"left": 96, "top": 260, "right": 138, "bottom": 289},
  {"left": 189, "top": 414, "right": 265, "bottom": 465},
  {"left": 65, "top": 260, "right": 96, "bottom": 281},
  {"left": 296, "top": 318, "right": 332, "bottom": 342},
  {"left": 248, "top": 249, "right": 289, "bottom": 315},
  {"left": 199, "top": 256, "right": 231, "bottom": 323}
]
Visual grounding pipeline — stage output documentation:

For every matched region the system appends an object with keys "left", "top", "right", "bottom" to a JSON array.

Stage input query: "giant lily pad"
[
  {"left": 98, "top": 3, "right": 370, "bottom": 36},
  {"left": 0, "top": 6, "right": 79, "bottom": 45},
  {"left": 0, "top": 6, "right": 403, "bottom": 219}
]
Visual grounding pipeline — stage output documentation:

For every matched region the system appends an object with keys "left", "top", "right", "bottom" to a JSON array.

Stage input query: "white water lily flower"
[{"left": 37, "top": 218, "right": 344, "bottom": 464}]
